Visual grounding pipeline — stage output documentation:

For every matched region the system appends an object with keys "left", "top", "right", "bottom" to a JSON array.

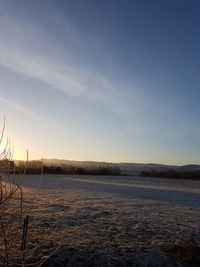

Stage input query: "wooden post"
[{"left": 21, "top": 215, "right": 29, "bottom": 265}]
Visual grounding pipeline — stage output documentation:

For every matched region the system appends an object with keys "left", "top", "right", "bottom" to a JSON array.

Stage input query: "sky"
[{"left": 0, "top": 0, "right": 200, "bottom": 164}]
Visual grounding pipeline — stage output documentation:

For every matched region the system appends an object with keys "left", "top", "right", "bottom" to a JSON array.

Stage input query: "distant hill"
[
  {"left": 177, "top": 164, "right": 200, "bottom": 171},
  {"left": 118, "top": 162, "right": 176, "bottom": 175}
]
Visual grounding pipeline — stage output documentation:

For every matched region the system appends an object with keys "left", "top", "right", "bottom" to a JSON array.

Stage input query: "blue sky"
[{"left": 0, "top": 0, "right": 200, "bottom": 164}]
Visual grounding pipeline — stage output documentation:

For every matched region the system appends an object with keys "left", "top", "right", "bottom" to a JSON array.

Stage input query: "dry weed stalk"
[{"left": 0, "top": 118, "right": 25, "bottom": 266}]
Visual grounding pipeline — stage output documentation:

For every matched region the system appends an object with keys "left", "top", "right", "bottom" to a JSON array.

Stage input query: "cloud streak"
[
  {"left": 0, "top": 14, "right": 116, "bottom": 104},
  {"left": 0, "top": 97, "right": 40, "bottom": 120}
]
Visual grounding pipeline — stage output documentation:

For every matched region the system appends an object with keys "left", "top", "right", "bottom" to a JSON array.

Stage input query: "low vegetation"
[{"left": 140, "top": 169, "right": 200, "bottom": 180}]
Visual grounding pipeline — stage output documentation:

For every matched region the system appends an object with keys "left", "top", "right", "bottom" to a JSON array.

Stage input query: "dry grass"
[
  {"left": 13, "top": 177, "right": 200, "bottom": 267},
  {"left": 160, "top": 243, "right": 200, "bottom": 266}
]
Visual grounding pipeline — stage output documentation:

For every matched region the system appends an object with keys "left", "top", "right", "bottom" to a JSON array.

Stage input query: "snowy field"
[{"left": 14, "top": 175, "right": 200, "bottom": 266}]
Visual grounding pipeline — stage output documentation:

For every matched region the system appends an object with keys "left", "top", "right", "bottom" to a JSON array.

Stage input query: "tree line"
[
  {"left": 14, "top": 161, "right": 121, "bottom": 176},
  {"left": 140, "top": 169, "right": 200, "bottom": 180}
]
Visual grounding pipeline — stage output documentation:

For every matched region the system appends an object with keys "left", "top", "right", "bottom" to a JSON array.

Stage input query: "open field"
[{"left": 3, "top": 175, "right": 200, "bottom": 266}]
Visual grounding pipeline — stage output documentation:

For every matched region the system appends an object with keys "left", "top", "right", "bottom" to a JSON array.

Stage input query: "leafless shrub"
[{"left": 0, "top": 118, "right": 62, "bottom": 266}]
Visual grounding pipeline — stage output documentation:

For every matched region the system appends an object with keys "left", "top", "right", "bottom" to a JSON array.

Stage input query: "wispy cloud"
[
  {"left": 0, "top": 12, "right": 142, "bottom": 142},
  {"left": 0, "top": 14, "right": 116, "bottom": 103},
  {"left": 0, "top": 97, "right": 40, "bottom": 120}
]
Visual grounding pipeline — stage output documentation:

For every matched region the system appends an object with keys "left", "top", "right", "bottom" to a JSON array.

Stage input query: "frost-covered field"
[{"left": 18, "top": 175, "right": 200, "bottom": 266}]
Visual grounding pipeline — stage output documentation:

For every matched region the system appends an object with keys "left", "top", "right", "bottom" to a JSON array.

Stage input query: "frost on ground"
[{"left": 2, "top": 175, "right": 200, "bottom": 266}]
